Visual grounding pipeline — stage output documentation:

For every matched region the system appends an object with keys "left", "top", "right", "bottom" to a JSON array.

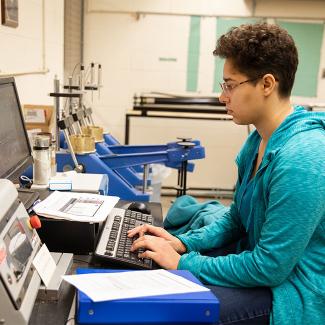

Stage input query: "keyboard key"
[
  {"left": 106, "top": 244, "right": 114, "bottom": 251},
  {"left": 130, "top": 254, "right": 137, "bottom": 261},
  {"left": 97, "top": 208, "right": 156, "bottom": 270}
]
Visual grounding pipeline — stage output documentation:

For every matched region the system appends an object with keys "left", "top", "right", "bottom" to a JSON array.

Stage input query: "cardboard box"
[{"left": 23, "top": 104, "right": 54, "bottom": 133}]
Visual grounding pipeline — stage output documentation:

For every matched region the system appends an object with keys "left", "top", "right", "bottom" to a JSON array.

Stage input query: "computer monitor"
[{"left": 0, "top": 77, "right": 33, "bottom": 183}]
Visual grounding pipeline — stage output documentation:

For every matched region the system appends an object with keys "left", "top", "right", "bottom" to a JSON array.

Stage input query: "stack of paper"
[
  {"left": 33, "top": 191, "right": 119, "bottom": 223},
  {"left": 63, "top": 269, "right": 210, "bottom": 302}
]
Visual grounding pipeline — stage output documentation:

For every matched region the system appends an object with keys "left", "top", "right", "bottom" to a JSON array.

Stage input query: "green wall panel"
[
  {"left": 186, "top": 16, "right": 201, "bottom": 92},
  {"left": 278, "top": 21, "right": 324, "bottom": 97}
]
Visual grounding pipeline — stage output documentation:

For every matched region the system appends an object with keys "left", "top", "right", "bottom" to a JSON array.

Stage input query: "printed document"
[
  {"left": 33, "top": 191, "right": 119, "bottom": 222},
  {"left": 62, "top": 269, "right": 210, "bottom": 302},
  {"left": 32, "top": 244, "right": 56, "bottom": 287}
]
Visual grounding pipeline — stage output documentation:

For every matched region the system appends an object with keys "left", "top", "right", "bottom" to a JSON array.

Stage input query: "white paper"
[
  {"left": 52, "top": 171, "right": 107, "bottom": 193},
  {"left": 62, "top": 269, "right": 209, "bottom": 302},
  {"left": 25, "top": 109, "right": 46, "bottom": 123},
  {"left": 33, "top": 191, "right": 119, "bottom": 222},
  {"left": 32, "top": 244, "right": 56, "bottom": 287}
]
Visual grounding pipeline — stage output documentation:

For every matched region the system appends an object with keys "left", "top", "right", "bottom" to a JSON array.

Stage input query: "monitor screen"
[{"left": 0, "top": 77, "right": 33, "bottom": 183}]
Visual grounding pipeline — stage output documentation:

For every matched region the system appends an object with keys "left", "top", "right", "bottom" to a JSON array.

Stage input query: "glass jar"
[
  {"left": 36, "top": 132, "right": 56, "bottom": 176},
  {"left": 33, "top": 135, "right": 51, "bottom": 185}
]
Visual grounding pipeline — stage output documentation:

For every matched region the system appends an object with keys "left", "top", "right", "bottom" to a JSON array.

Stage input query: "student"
[{"left": 128, "top": 23, "right": 325, "bottom": 325}]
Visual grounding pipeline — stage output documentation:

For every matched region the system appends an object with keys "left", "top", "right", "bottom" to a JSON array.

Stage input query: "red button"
[{"left": 29, "top": 215, "right": 41, "bottom": 229}]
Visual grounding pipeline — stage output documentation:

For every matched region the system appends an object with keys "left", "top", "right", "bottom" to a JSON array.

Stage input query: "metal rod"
[
  {"left": 177, "top": 169, "right": 182, "bottom": 197},
  {"left": 89, "top": 114, "right": 95, "bottom": 125},
  {"left": 177, "top": 165, "right": 184, "bottom": 197},
  {"left": 182, "top": 160, "right": 188, "bottom": 196},
  {"left": 142, "top": 164, "right": 149, "bottom": 193},
  {"left": 54, "top": 77, "right": 60, "bottom": 152},
  {"left": 98, "top": 64, "right": 102, "bottom": 99},
  {"left": 68, "top": 76, "right": 73, "bottom": 115},
  {"left": 74, "top": 120, "right": 82, "bottom": 134},
  {"left": 79, "top": 64, "right": 85, "bottom": 112},
  {"left": 63, "top": 129, "right": 80, "bottom": 170},
  {"left": 125, "top": 114, "right": 130, "bottom": 144},
  {"left": 68, "top": 125, "right": 75, "bottom": 135},
  {"left": 90, "top": 62, "right": 95, "bottom": 102}
]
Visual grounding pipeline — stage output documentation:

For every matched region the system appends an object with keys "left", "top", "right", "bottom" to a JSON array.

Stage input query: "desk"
[
  {"left": 29, "top": 201, "right": 164, "bottom": 325},
  {"left": 28, "top": 255, "right": 90, "bottom": 325}
]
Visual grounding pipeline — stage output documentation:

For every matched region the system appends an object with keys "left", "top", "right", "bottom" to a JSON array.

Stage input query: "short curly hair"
[{"left": 213, "top": 23, "right": 298, "bottom": 98}]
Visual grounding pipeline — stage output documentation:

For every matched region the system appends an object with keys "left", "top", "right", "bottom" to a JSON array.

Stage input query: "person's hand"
[
  {"left": 130, "top": 235, "right": 181, "bottom": 269},
  {"left": 127, "top": 224, "right": 186, "bottom": 253}
]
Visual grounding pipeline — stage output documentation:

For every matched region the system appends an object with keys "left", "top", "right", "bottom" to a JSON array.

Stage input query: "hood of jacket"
[{"left": 236, "top": 106, "right": 325, "bottom": 174}]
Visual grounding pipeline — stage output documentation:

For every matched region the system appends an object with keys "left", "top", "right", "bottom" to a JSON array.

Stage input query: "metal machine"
[
  {"left": 50, "top": 63, "right": 205, "bottom": 201},
  {"left": 0, "top": 179, "right": 42, "bottom": 325}
]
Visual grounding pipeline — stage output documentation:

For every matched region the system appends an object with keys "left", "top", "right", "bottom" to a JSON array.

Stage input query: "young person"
[{"left": 128, "top": 23, "right": 325, "bottom": 325}]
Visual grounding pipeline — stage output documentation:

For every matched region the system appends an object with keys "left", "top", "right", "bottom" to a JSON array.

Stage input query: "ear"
[{"left": 261, "top": 74, "right": 277, "bottom": 97}]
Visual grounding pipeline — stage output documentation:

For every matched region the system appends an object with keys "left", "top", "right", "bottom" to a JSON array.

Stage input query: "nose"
[{"left": 219, "top": 91, "right": 229, "bottom": 104}]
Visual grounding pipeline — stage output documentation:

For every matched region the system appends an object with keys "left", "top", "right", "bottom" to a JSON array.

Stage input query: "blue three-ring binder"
[{"left": 76, "top": 268, "right": 220, "bottom": 324}]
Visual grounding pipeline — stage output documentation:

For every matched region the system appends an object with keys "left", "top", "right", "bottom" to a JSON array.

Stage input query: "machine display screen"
[
  {"left": 3, "top": 219, "right": 33, "bottom": 281},
  {"left": 0, "top": 80, "right": 33, "bottom": 183}
]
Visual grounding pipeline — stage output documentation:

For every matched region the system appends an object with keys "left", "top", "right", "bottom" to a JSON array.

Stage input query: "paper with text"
[
  {"left": 62, "top": 269, "right": 209, "bottom": 302},
  {"left": 33, "top": 191, "right": 119, "bottom": 222},
  {"left": 32, "top": 244, "right": 56, "bottom": 287}
]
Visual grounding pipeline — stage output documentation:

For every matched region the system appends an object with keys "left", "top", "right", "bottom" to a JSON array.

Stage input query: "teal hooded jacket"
[{"left": 176, "top": 107, "right": 325, "bottom": 325}]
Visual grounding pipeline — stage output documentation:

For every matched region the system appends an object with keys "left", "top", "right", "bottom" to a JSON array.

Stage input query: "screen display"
[
  {"left": 0, "top": 81, "right": 32, "bottom": 181},
  {"left": 3, "top": 218, "right": 33, "bottom": 281}
]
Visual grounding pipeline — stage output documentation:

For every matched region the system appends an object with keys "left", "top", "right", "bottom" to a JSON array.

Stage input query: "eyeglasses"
[{"left": 219, "top": 77, "right": 260, "bottom": 95}]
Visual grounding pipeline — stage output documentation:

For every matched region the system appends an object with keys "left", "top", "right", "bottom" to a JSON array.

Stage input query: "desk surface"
[
  {"left": 29, "top": 201, "right": 163, "bottom": 325},
  {"left": 29, "top": 255, "right": 89, "bottom": 325}
]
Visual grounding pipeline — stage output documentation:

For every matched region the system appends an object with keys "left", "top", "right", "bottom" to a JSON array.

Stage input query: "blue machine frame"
[{"left": 56, "top": 142, "right": 204, "bottom": 201}]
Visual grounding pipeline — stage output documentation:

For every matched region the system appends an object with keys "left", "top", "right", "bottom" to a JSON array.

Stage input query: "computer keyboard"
[{"left": 95, "top": 207, "right": 157, "bottom": 270}]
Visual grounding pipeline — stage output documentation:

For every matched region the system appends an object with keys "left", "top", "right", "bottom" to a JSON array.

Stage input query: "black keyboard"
[{"left": 95, "top": 208, "right": 157, "bottom": 269}]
